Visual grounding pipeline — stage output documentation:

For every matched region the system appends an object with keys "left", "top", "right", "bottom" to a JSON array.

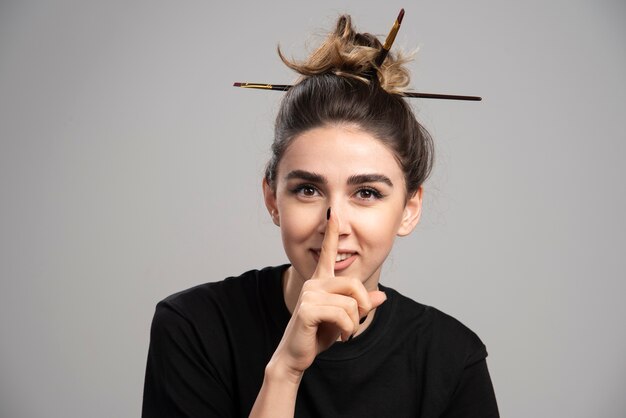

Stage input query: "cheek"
[
  {"left": 278, "top": 202, "right": 321, "bottom": 246},
  {"left": 355, "top": 207, "right": 403, "bottom": 246}
]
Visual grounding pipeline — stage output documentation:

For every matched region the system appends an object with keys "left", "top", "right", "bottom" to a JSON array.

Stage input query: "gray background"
[{"left": 1, "top": 0, "right": 624, "bottom": 417}]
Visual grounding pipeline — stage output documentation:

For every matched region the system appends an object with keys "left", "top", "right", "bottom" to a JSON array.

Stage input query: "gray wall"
[{"left": 1, "top": 0, "right": 624, "bottom": 417}]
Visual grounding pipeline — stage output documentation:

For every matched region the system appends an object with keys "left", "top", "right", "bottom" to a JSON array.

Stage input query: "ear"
[
  {"left": 262, "top": 178, "right": 280, "bottom": 226},
  {"left": 397, "top": 186, "right": 423, "bottom": 237}
]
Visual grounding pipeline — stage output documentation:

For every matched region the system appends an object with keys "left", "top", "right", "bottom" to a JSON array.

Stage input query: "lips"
[{"left": 311, "top": 249, "right": 358, "bottom": 271}]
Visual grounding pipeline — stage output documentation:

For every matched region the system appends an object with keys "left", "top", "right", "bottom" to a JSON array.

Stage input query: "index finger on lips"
[{"left": 313, "top": 207, "right": 338, "bottom": 279}]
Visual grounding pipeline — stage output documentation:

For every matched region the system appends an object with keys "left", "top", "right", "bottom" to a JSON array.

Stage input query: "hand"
[{"left": 269, "top": 208, "right": 387, "bottom": 378}]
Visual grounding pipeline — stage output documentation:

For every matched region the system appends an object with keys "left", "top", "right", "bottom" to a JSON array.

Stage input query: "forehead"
[{"left": 277, "top": 125, "right": 404, "bottom": 181}]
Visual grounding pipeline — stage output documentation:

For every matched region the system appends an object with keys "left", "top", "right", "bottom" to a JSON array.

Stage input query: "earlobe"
[
  {"left": 397, "top": 186, "right": 423, "bottom": 237},
  {"left": 262, "top": 178, "right": 280, "bottom": 226}
]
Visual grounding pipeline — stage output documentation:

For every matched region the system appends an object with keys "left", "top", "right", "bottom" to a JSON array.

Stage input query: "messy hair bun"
[
  {"left": 266, "top": 14, "right": 433, "bottom": 198},
  {"left": 278, "top": 15, "right": 411, "bottom": 94}
]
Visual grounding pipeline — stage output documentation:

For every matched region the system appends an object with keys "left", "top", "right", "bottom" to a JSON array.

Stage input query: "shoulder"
[
  {"left": 158, "top": 265, "right": 285, "bottom": 312},
  {"left": 379, "top": 286, "right": 493, "bottom": 412},
  {"left": 144, "top": 267, "right": 288, "bottom": 416},
  {"left": 150, "top": 265, "right": 287, "bottom": 333},
  {"left": 382, "top": 285, "right": 487, "bottom": 365}
]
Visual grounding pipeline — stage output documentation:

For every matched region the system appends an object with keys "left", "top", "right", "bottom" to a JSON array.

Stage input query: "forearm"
[{"left": 249, "top": 359, "right": 303, "bottom": 418}]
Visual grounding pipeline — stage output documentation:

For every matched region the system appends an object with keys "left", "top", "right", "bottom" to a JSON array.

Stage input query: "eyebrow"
[
  {"left": 347, "top": 174, "right": 393, "bottom": 188},
  {"left": 285, "top": 170, "right": 325, "bottom": 183},
  {"left": 284, "top": 170, "right": 393, "bottom": 187}
]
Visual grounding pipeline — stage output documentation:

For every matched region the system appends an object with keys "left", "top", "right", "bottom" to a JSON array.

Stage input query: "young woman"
[{"left": 142, "top": 14, "right": 498, "bottom": 418}]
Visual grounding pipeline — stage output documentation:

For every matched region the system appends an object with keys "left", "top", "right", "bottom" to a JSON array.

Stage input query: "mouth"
[
  {"left": 311, "top": 249, "right": 358, "bottom": 271},
  {"left": 334, "top": 252, "right": 355, "bottom": 262}
]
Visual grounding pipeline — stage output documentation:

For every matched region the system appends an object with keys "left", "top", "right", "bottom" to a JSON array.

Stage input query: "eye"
[
  {"left": 355, "top": 187, "right": 384, "bottom": 201},
  {"left": 291, "top": 184, "right": 320, "bottom": 198}
]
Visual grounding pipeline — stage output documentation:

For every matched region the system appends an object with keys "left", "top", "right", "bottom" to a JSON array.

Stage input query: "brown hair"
[{"left": 265, "top": 15, "right": 433, "bottom": 197}]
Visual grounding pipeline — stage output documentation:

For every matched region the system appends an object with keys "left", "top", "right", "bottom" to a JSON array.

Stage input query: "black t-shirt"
[{"left": 142, "top": 265, "right": 499, "bottom": 417}]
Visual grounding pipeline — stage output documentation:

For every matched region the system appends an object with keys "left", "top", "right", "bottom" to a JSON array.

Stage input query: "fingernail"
[{"left": 326, "top": 207, "right": 331, "bottom": 220}]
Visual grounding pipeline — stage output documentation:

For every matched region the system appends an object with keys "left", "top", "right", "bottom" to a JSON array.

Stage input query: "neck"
[{"left": 281, "top": 266, "right": 305, "bottom": 314}]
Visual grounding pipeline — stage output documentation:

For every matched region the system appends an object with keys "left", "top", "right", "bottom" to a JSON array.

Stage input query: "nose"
[{"left": 317, "top": 204, "right": 352, "bottom": 237}]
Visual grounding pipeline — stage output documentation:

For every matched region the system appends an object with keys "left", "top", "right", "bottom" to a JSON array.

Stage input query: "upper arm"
[
  {"left": 142, "top": 303, "right": 235, "bottom": 418},
  {"left": 440, "top": 357, "right": 499, "bottom": 418}
]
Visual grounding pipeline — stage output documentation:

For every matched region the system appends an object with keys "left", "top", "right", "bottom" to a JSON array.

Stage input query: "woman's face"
[{"left": 264, "top": 124, "right": 422, "bottom": 289}]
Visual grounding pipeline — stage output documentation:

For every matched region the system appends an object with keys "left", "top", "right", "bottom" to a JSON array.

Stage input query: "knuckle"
[
  {"left": 300, "top": 290, "right": 314, "bottom": 302},
  {"left": 333, "top": 306, "right": 346, "bottom": 321},
  {"left": 298, "top": 302, "right": 312, "bottom": 317},
  {"left": 349, "top": 298, "right": 358, "bottom": 312},
  {"left": 297, "top": 303, "right": 319, "bottom": 324},
  {"left": 349, "top": 277, "right": 362, "bottom": 288},
  {"left": 343, "top": 309, "right": 353, "bottom": 324},
  {"left": 302, "top": 280, "right": 316, "bottom": 291},
  {"left": 362, "top": 301, "right": 373, "bottom": 313},
  {"left": 336, "top": 311, "right": 352, "bottom": 329},
  {"left": 348, "top": 278, "right": 366, "bottom": 296}
]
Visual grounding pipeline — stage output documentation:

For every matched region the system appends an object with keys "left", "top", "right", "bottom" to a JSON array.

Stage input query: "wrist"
[
  {"left": 250, "top": 358, "right": 302, "bottom": 418},
  {"left": 265, "top": 357, "right": 304, "bottom": 386}
]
